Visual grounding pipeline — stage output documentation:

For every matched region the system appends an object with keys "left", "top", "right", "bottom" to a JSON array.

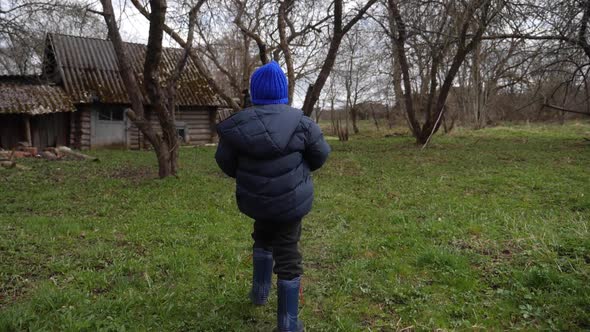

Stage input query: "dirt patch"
[
  {"left": 329, "top": 157, "right": 363, "bottom": 176},
  {"left": 91, "top": 287, "right": 110, "bottom": 296},
  {"left": 114, "top": 234, "right": 148, "bottom": 257},
  {"left": 108, "top": 166, "right": 157, "bottom": 182},
  {"left": 449, "top": 236, "right": 521, "bottom": 259}
]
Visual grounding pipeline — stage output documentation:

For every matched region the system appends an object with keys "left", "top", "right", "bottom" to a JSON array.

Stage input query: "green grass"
[{"left": 1, "top": 122, "right": 589, "bottom": 331}]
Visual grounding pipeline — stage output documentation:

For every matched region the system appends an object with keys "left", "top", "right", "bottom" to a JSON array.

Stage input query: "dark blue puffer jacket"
[{"left": 215, "top": 104, "right": 331, "bottom": 222}]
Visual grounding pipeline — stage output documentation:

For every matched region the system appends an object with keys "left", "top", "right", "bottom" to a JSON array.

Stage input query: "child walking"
[{"left": 215, "top": 61, "right": 330, "bottom": 332}]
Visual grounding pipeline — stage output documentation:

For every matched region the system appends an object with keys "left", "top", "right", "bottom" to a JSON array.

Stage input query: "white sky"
[
  {"left": 106, "top": 0, "right": 369, "bottom": 108},
  {"left": 110, "top": 1, "right": 307, "bottom": 107},
  {"left": 111, "top": 0, "right": 150, "bottom": 44}
]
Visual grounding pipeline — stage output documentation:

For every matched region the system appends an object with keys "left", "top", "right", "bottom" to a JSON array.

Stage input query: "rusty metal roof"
[
  {"left": 0, "top": 76, "right": 75, "bottom": 115},
  {"left": 46, "top": 33, "right": 223, "bottom": 107}
]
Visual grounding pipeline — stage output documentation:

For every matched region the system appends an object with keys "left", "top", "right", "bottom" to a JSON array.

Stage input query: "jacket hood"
[{"left": 217, "top": 104, "right": 303, "bottom": 159}]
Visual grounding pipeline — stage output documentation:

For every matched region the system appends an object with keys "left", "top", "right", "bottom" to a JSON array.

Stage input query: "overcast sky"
[
  {"left": 102, "top": 0, "right": 319, "bottom": 108},
  {"left": 110, "top": 0, "right": 150, "bottom": 44}
]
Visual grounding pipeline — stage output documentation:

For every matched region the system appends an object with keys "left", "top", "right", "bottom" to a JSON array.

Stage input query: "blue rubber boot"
[
  {"left": 276, "top": 276, "right": 304, "bottom": 332},
  {"left": 249, "top": 248, "right": 273, "bottom": 305}
]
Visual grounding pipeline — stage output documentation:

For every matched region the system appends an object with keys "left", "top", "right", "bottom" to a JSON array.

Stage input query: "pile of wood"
[
  {"left": 0, "top": 149, "right": 31, "bottom": 170},
  {"left": 44, "top": 146, "right": 99, "bottom": 162},
  {"left": 0, "top": 142, "right": 37, "bottom": 159},
  {"left": 0, "top": 145, "right": 98, "bottom": 170}
]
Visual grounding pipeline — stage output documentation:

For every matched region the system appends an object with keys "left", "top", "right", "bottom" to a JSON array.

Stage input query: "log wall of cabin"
[
  {"left": 177, "top": 107, "right": 217, "bottom": 144},
  {"left": 70, "top": 107, "right": 91, "bottom": 150},
  {"left": 127, "top": 106, "right": 217, "bottom": 150}
]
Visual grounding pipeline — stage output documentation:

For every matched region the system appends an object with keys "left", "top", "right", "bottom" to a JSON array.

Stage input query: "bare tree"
[
  {"left": 97, "top": 0, "right": 203, "bottom": 178},
  {"left": 335, "top": 24, "right": 379, "bottom": 133},
  {"left": 483, "top": 1, "right": 590, "bottom": 61},
  {"left": 0, "top": 0, "right": 105, "bottom": 75},
  {"left": 481, "top": 0, "right": 590, "bottom": 117},
  {"left": 384, "top": 0, "right": 504, "bottom": 144},
  {"left": 130, "top": 0, "right": 242, "bottom": 112},
  {"left": 229, "top": 0, "right": 332, "bottom": 105},
  {"left": 132, "top": 0, "right": 331, "bottom": 112},
  {"left": 327, "top": 76, "right": 349, "bottom": 141},
  {"left": 301, "top": 0, "right": 378, "bottom": 116}
]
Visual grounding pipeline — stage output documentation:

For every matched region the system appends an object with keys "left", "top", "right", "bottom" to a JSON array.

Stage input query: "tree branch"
[
  {"left": 166, "top": 0, "right": 204, "bottom": 112},
  {"left": 143, "top": 0, "right": 166, "bottom": 108},
  {"left": 130, "top": 0, "right": 241, "bottom": 112},
  {"left": 342, "top": 0, "right": 379, "bottom": 35},
  {"left": 278, "top": 0, "right": 295, "bottom": 104},
  {"left": 301, "top": 0, "right": 378, "bottom": 115},
  {"left": 544, "top": 103, "right": 590, "bottom": 116},
  {"left": 233, "top": 0, "right": 269, "bottom": 64}
]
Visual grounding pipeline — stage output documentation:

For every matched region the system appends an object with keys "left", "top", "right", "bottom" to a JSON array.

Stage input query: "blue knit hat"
[{"left": 250, "top": 61, "right": 289, "bottom": 105}]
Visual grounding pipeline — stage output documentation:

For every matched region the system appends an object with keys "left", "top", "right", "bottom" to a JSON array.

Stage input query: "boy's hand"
[{"left": 302, "top": 118, "right": 331, "bottom": 171}]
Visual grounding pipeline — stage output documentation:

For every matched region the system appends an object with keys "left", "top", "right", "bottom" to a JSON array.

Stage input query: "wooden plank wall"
[
  {"left": 32, "top": 113, "right": 68, "bottom": 148},
  {"left": 1, "top": 113, "right": 70, "bottom": 150},
  {"left": 0, "top": 115, "right": 24, "bottom": 149}
]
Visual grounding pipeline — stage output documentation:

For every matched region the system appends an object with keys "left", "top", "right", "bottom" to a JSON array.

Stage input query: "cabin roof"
[
  {"left": 44, "top": 33, "right": 223, "bottom": 107},
  {"left": 0, "top": 76, "right": 75, "bottom": 115}
]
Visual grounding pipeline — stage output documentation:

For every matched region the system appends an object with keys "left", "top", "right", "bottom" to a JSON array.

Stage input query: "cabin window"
[
  {"left": 177, "top": 128, "right": 186, "bottom": 139},
  {"left": 98, "top": 108, "right": 124, "bottom": 121},
  {"left": 176, "top": 122, "right": 188, "bottom": 143}
]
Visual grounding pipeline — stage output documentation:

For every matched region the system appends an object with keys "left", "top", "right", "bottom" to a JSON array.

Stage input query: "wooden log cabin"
[{"left": 0, "top": 33, "right": 224, "bottom": 150}]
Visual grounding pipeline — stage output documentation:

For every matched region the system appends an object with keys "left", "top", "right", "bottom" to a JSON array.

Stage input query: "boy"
[{"left": 215, "top": 61, "right": 330, "bottom": 332}]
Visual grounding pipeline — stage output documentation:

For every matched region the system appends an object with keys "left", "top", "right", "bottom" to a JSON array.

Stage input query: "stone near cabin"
[{"left": 40, "top": 151, "right": 58, "bottom": 160}]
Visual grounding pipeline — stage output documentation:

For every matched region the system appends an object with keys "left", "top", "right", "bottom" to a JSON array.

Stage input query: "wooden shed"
[
  {"left": 0, "top": 33, "right": 224, "bottom": 150},
  {"left": 0, "top": 76, "right": 75, "bottom": 149}
]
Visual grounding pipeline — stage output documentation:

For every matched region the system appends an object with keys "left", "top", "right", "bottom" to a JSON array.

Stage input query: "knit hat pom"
[{"left": 250, "top": 61, "right": 289, "bottom": 105}]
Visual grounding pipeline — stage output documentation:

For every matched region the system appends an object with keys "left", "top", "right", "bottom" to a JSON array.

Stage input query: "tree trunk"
[
  {"left": 471, "top": 42, "right": 485, "bottom": 129},
  {"left": 278, "top": 0, "right": 296, "bottom": 105},
  {"left": 387, "top": 0, "right": 421, "bottom": 139},
  {"left": 371, "top": 107, "right": 380, "bottom": 131},
  {"left": 330, "top": 97, "right": 337, "bottom": 136},
  {"left": 155, "top": 142, "right": 172, "bottom": 178},
  {"left": 386, "top": 103, "right": 394, "bottom": 129},
  {"left": 241, "top": 33, "right": 251, "bottom": 107},
  {"left": 102, "top": 0, "right": 202, "bottom": 178},
  {"left": 416, "top": 131, "right": 429, "bottom": 144},
  {"left": 387, "top": 0, "right": 492, "bottom": 145},
  {"left": 23, "top": 115, "right": 32, "bottom": 146},
  {"left": 351, "top": 107, "right": 359, "bottom": 134}
]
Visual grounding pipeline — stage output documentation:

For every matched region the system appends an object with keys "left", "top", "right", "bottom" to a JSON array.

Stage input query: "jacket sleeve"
[
  {"left": 215, "top": 139, "right": 238, "bottom": 178},
  {"left": 303, "top": 117, "right": 331, "bottom": 171}
]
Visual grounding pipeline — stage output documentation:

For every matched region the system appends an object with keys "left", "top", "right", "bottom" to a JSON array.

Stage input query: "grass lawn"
[{"left": 1, "top": 122, "right": 589, "bottom": 331}]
